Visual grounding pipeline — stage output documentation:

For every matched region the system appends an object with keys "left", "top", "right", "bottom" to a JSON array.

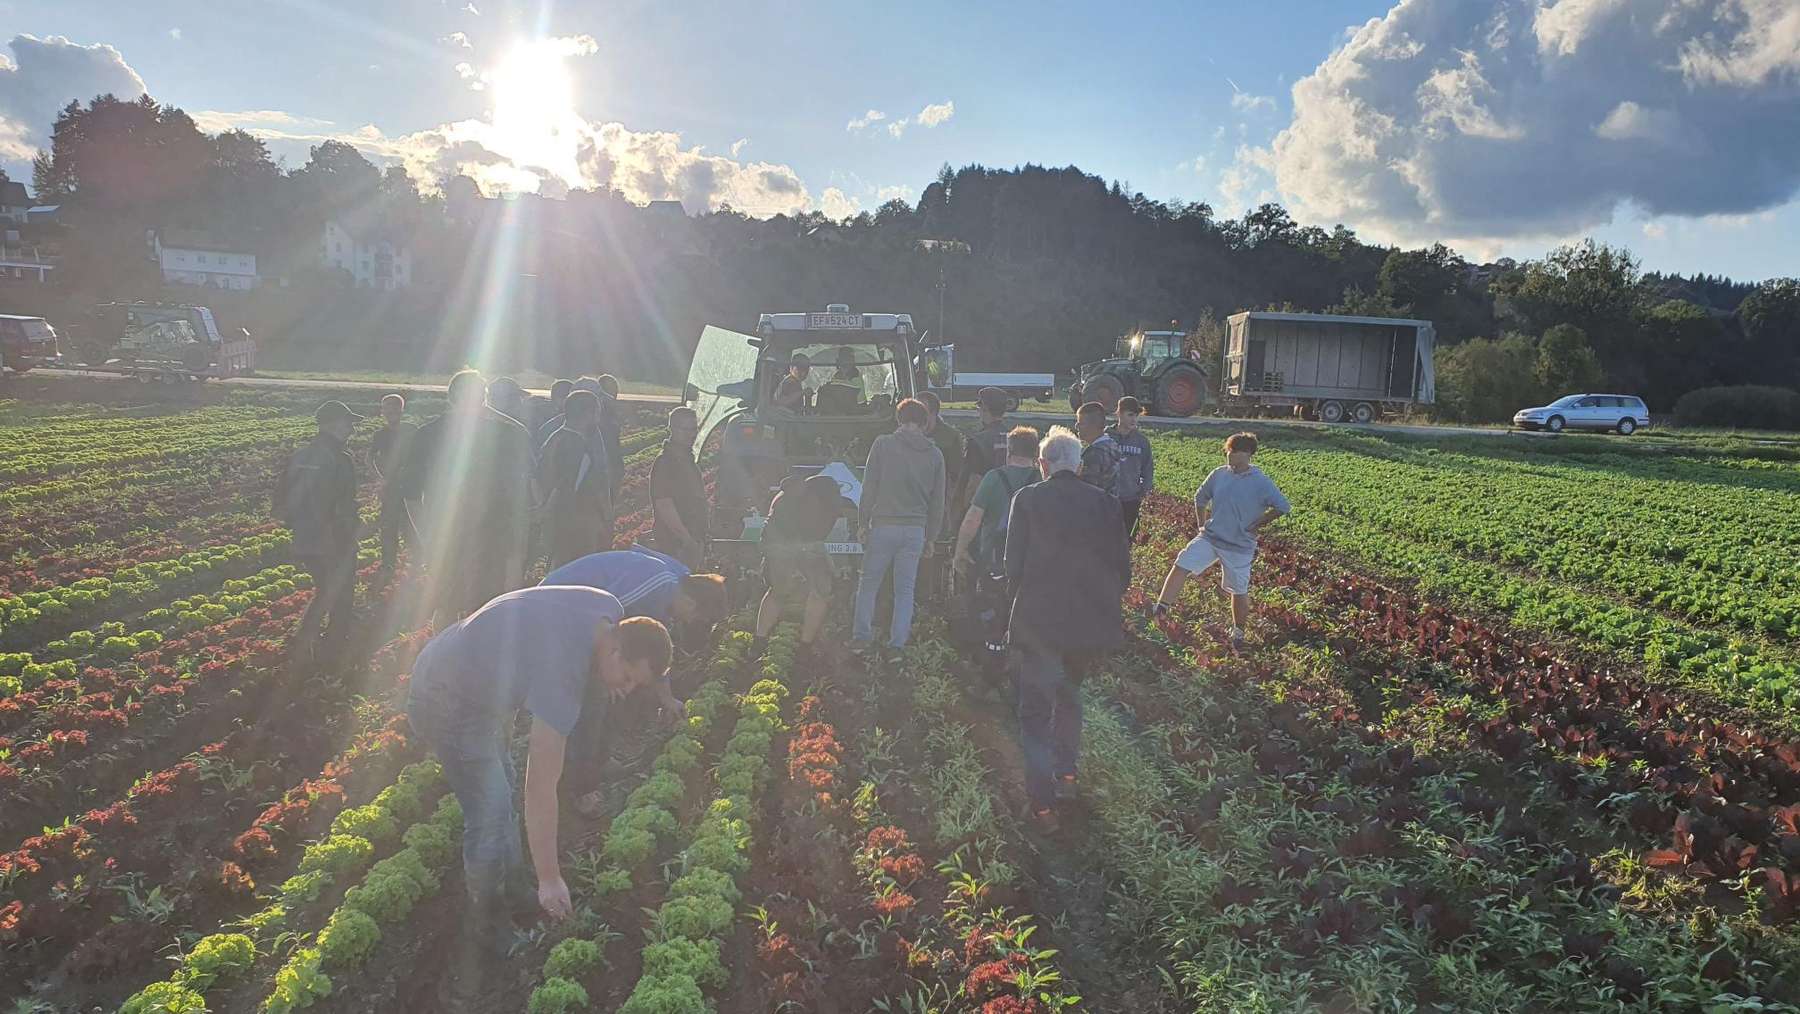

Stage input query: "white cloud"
[
  {"left": 462, "top": 3, "right": 480, "bottom": 14},
  {"left": 1594, "top": 100, "right": 1679, "bottom": 143},
  {"left": 876, "top": 184, "right": 913, "bottom": 203},
  {"left": 548, "top": 34, "right": 598, "bottom": 57},
  {"left": 1641, "top": 220, "right": 1667, "bottom": 239},
  {"left": 1184, "top": 155, "right": 1208, "bottom": 173},
  {"left": 0, "top": 34, "right": 146, "bottom": 165},
  {"left": 916, "top": 100, "right": 954, "bottom": 127},
  {"left": 1219, "top": 144, "right": 1276, "bottom": 213},
  {"left": 1267, "top": 0, "right": 1800, "bottom": 247},
  {"left": 191, "top": 108, "right": 333, "bottom": 132},
  {"left": 168, "top": 28, "right": 182, "bottom": 42},
  {"left": 729, "top": 137, "right": 748, "bottom": 157},
  {"left": 1228, "top": 79, "right": 1275, "bottom": 114},
  {"left": 441, "top": 31, "right": 472, "bottom": 49},
  {"left": 887, "top": 118, "right": 909, "bottom": 138},
  {"left": 846, "top": 108, "right": 886, "bottom": 132},
  {"left": 819, "top": 186, "right": 860, "bottom": 219}
]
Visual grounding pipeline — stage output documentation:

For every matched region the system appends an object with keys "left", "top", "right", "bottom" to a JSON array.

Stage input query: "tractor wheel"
[
  {"left": 1153, "top": 367, "right": 1206, "bottom": 418},
  {"left": 1082, "top": 374, "right": 1125, "bottom": 413}
]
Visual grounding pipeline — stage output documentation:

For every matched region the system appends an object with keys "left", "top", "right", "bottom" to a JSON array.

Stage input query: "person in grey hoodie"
[
  {"left": 1108, "top": 397, "right": 1155, "bottom": 539},
  {"left": 853, "top": 397, "right": 946, "bottom": 658}
]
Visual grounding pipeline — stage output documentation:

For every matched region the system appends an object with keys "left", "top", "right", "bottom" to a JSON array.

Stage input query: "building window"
[{"left": 197, "top": 254, "right": 208, "bottom": 264}]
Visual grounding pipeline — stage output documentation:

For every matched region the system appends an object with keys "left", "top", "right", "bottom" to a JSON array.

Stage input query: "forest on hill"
[{"left": 12, "top": 94, "right": 1800, "bottom": 420}]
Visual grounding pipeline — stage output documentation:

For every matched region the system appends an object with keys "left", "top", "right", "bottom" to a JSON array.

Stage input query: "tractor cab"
[
  {"left": 684, "top": 304, "right": 921, "bottom": 546},
  {"left": 1069, "top": 327, "right": 1208, "bottom": 417}
]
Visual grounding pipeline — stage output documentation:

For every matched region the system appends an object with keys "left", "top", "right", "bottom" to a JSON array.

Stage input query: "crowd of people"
[{"left": 274, "top": 372, "right": 1291, "bottom": 957}]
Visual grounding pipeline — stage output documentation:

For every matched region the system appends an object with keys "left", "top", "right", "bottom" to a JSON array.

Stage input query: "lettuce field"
[{"left": 2, "top": 380, "right": 1798, "bottom": 1013}]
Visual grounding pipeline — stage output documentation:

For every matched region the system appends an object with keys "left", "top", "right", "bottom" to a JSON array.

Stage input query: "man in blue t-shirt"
[
  {"left": 541, "top": 546, "right": 729, "bottom": 814},
  {"left": 406, "top": 585, "right": 672, "bottom": 951}
]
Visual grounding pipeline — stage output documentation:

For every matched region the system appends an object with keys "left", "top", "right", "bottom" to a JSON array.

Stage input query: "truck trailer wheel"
[
  {"left": 1153, "top": 367, "right": 1205, "bottom": 418},
  {"left": 1317, "top": 400, "right": 1346, "bottom": 424},
  {"left": 1081, "top": 375, "right": 1124, "bottom": 413},
  {"left": 1350, "top": 401, "right": 1376, "bottom": 424}
]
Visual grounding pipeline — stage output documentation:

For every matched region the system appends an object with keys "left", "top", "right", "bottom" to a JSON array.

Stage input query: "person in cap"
[
  {"left": 405, "top": 586, "right": 672, "bottom": 952},
  {"left": 755, "top": 473, "right": 856, "bottom": 660},
  {"left": 368, "top": 393, "right": 416, "bottom": 581},
  {"left": 958, "top": 387, "right": 1013, "bottom": 512},
  {"left": 828, "top": 346, "right": 867, "bottom": 401},
  {"left": 772, "top": 353, "right": 811, "bottom": 413},
  {"left": 278, "top": 400, "right": 369, "bottom": 666}
]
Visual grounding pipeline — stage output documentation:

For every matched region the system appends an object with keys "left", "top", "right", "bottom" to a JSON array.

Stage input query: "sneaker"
[
  {"left": 848, "top": 640, "right": 875, "bottom": 661},
  {"left": 880, "top": 645, "right": 905, "bottom": 668},
  {"left": 1054, "top": 773, "right": 1079, "bottom": 801},
  {"left": 1229, "top": 626, "right": 1247, "bottom": 650},
  {"left": 1025, "top": 804, "right": 1061, "bottom": 834},
  {"left": 1150, "top": 601, "right": 1172, "bottom": 620}
]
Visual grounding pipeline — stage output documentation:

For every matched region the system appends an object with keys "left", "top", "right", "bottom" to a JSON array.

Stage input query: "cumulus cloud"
[
  {"left": 169, "top": 28, "right": 183, "bottom": 42},
  {"left": 729, "top": 137, "right": 748, "bottom": 157},
  {"left": 0, "top": 34, "right": 146, "bottom": 162},
  {"left": 441, "top": 31, "right": 472, "bottom": 48},
  {"left": 916, "top": 100, "right": 954, "bottom": 127},
  {"left": 846, "top": 108, "right": 886, "bottom": 132},
  {"left": 819, "top": 186, "right": 859, "bottom": 219},
  {"left": 1267, "top": 0, "right": 1800, "bottom": 246}
]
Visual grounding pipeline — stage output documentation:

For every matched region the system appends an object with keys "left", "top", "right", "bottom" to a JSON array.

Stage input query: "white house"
[
  {"left": 321, "top": 219, "right": 412, "bottom": 290},
  {"left": 151, "top": 230, "right": 259, "bottom": 290}
]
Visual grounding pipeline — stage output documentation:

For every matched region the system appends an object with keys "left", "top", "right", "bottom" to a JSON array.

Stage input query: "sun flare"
[{"left": 483, "top": 39, "right": 584, "bottom": 187}]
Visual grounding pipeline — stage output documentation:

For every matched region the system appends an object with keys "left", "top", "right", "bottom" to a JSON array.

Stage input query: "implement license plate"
[
  {"left": 824, "top": 542, "right": 863, "bottom": 555},
  {"left": 808, "top": 312, "right": 862, "bottom": 329}
]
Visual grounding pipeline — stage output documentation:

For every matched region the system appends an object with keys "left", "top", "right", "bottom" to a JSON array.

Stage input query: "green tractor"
[{"left": 1068, "top": 329, "right": 1209, "bottom": 417}]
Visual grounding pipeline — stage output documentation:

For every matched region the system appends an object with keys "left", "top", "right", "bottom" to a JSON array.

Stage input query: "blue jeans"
[
  {"left": 853, "top": 524, "right": 926, "bottom": 647},
  {"left": 406, "top": 650, "right": 522, "bottom": 900},
  {"left": 1016, "top": 646, "right": 1083, "bottom": 809}
]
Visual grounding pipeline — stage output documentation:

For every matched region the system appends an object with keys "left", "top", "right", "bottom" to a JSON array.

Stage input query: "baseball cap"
[
  {"left": 977, "top": 387, "right": 1009, "bottom": 414},
  {"left": 315, "top": 400, "right": 365, "bottom": 425}
]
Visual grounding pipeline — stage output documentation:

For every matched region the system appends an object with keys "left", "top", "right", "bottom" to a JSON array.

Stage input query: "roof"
[
  {"left": 158, "top": 228, "right": 254, "bottom": 255},
  {"left": 1228, "top": 311, "right": 1434, "bottom": 328},
  {"left": 0, "top": 181, "right": 28, "bottom": 206}
]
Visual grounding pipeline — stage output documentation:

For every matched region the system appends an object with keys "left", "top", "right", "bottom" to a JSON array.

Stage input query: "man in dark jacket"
[
  {"left": 1075, "top": 401, "right": 1120, "bottom": 494},
  {"left": 648, "top": 406, "right": 708, "bottom": 569},
  {"left": 957, "top": 387, "right": 1011, "bottom": 511},
  {"left": 1108, "top": 397, "right": 1154, "bottom": 538},
  {"left": 536, "top": 390, "right": 614, "bottom": 568},
  {"left": 284, "top": 400, "right": 367, "bottom": 666},
  {"left": 396, "top": 370, "right": 535, "bottom": 622},
  {"left": 1004, "top": 425, "right": 1129, "bottom": 830}
]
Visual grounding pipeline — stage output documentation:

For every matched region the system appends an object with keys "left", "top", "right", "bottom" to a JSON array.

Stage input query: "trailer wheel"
[
  {"left": 1154, "top": 367, "right": 1206, "bottom": 418},
  {"left": 1350, "top": 401, "right": 1376, "bottom": 424},
  {"left": 1318, "top": 400, "right": 1346, "bottom": 424}
]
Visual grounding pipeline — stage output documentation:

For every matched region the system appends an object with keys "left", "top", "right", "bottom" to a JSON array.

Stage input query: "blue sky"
[{"left": 3, "top": 0, "right": 1798, "bottom": 280}]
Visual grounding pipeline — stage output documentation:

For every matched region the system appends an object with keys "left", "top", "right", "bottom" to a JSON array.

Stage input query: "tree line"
[{"left": 8, "top": 93, "right": 1798, "bottom": 421}]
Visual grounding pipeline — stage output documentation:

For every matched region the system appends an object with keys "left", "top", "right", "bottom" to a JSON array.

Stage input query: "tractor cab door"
[{"left": 684, "top": 324, "right": 762, "bottom": 458}]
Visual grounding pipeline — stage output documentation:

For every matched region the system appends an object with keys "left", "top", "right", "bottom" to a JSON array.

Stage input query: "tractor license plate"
[{"left": 807, "top": 312, "right": 863, "bottom": 329}]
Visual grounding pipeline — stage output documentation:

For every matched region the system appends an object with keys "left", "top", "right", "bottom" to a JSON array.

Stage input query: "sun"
[{"left": 484, "top": 40, "right": 584, "bottom": 187}]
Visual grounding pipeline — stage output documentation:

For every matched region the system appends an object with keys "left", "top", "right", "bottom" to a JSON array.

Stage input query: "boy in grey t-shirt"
[{"left": 1150, "top": 431, "right": 1290, "bottom": 648}]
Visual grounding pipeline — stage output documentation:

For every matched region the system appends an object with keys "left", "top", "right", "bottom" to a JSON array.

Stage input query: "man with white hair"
[{"left": 1002, "top": 425, "right": 1129, "bottom": 831}]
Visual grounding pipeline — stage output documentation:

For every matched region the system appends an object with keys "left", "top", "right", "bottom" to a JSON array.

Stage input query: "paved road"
[
  {"left": 27, "top": 367, "right": 682, "bottom": 404},
  {"left": 940, "top": 406, "right": 1528, "bottom": 440}
]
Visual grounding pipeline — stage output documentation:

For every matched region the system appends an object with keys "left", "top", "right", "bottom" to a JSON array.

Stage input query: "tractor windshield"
[
  {"left": 1114, "top": 336, "right": 1139, "bottom": 359},
  {"left": 685, "top": 324, "right": 762, "bottom": 456},
  {"left": 774, "top": 341, "right": 901, "bottom": 414}
]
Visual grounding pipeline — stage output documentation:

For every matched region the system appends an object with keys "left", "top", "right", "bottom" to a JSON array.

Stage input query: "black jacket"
[{"left": 1003, "top": 471, "right": 1129, "bottom": 653}]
